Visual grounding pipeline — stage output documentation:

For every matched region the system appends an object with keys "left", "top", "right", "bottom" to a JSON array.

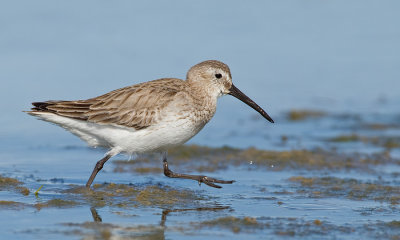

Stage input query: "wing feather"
[{"left": 29, "top": 78, "right": 185, "bottom": 130}]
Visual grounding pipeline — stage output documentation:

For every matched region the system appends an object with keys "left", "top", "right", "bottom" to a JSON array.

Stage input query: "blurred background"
[
  {"left": 1, "top": 1, "right": 400, "bottom": 239},
  {"left": 1, "top": 0, "right": 399, "bottom": 149}
]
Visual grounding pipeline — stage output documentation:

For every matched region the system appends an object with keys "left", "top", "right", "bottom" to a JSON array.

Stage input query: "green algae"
[
  {"left": 196, "top": 216, "right": 264, "bottom": 233},
  {"left": 64, "top": 183, "right": 204, "bottom": 208},
  {"left": 329, "top": 134, "right": 361, "bottom": 142},
  {"left": 62, "top": 221, "right": 165, "bottom": 240},
  {"left": 18, "top": 186, "right": 30, "bottom": 196},
  {"left": 0, "top": 200, "right": 26, "bottom": 210},
  {"left": 112, "top": 144, "right": 398, "bottom": 175},
  {"left": 328, "top": 134, "right": 400, "bottom": 149},
  {"left": 386, "top": 221, "right": 400, "bottom": 228},
  {"left": 135, "top": 185, "right": 202, "bottom": 206},
  {"left": 134, "top": 167, "right": 162, "bottom": 174},
  {"left": 65, "top": 183, "right": 139, "bottom": 208},
  {"left": 236, "top": 148, "right": 336, "bottom": 170},
  {"left": 362, "top": 122, "right": 400, "bottom": 130},
  {"left": 93, "top": 183, "right": 139, "bottom": 197},
  {"left": 232, "top": 147, "right": 395, "bottom": 171},
  {"left": 287, "top": 110, "right": 326, "bottom": 121},
  {"left": 0, "top": 199, "right": 79, "bottom": 211},
  {"left": 363, "top": 221, "right": 400, "bottom": 239},
  {"left": 0, "top": 197, "right": 80, "bottom": 211},
  {"left": 288, "top": 176, "right": 400, "bottom": 204},
  {"left": 0, "top": 175, "right": 30, "bottom": 196},
  {"left": 114, "top": 165, "right": 161, "bottom": 174},
  {"left": 112, "top": 145, "right": 238, "bottom": 173},
  {"left": 382, "top": 139, "right": 400, "bottom": 149},
  {"left": 59, "top": 214, "right": 400, "bottom": 240},
  {"left": 35, "top": 199, "right": 80, "bottom": 210},
  {"left": 195, "top": 216, "right": 358, "bottom": 237},
  {"left": 0, "top": 175, "right": 21, "bottom": 186},
  {"left": 168, "top": 145, "right": 238, "bottom": 160},
  {"left": 268, "top": 217, "right": 355, "bottom": 237},
  {"left": 364, "top": 123, "right": 393, "bottom": 130}
]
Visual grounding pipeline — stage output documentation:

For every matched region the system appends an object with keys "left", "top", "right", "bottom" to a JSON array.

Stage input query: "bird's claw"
[{"left": 198, "top": 176, "right": 235, "bottom": 189}]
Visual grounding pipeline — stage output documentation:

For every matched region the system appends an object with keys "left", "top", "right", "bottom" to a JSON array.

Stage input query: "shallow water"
[
  {"left": 1, "top": 109, "right": 400, "bottom": 239},
  {"left": 1, "top": 1, "right": 400, "bottom": 239}
]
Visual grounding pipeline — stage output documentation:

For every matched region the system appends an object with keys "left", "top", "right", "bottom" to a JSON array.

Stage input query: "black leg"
[
  {"left": 161, "top": 152, "right": 235, "bottom": 188},
  {"left": 86, "top": 154, "right": 112, "bottom": 188},
  {"left": 90, "top": 207, "right": 102, "bottom": 222}
]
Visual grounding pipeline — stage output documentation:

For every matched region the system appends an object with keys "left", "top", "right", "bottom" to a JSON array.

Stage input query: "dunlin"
[{"left": 27, "top": 60, "right": 274, "bottom": 188}]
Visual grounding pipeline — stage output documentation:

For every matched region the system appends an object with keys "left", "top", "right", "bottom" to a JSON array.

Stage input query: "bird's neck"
[{"left": 187, "top": 81, "right": 218, "bottom": 124}]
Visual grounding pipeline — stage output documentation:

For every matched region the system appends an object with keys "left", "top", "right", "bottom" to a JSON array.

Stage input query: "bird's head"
[{"left": 186, "top": 60, "right": 274, "bottom": 123}]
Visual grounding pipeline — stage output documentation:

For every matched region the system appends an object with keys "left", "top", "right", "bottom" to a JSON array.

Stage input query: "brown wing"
[{"left": 30, "top": 78, "right": 186, "bottom": 130}]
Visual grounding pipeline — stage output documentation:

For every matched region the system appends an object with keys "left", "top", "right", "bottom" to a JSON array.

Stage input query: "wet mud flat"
[{"left": 1, "top": 110, "right": 400, "bottom": 239}]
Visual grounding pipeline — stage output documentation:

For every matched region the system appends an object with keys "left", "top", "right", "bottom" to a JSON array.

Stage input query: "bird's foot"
[
  {"left": 163, "top": 160, "right": 235, "bottom": 188},
  {"left": 196, "top": 175, "right": 235, "bottom": 188}
]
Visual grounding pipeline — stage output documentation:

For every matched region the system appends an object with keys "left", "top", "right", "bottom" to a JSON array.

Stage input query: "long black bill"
[{"left": 228, "top": 84, "right": 274, "bottom": 123}]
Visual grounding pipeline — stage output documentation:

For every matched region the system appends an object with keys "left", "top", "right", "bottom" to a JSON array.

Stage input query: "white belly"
[{"left": 31, "top": 112, "right": 205, "bottom": 156}]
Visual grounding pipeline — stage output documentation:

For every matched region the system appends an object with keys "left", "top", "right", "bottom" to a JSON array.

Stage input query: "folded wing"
[{"left": 30, "top": 78, "right": 184, "bottom": 130}]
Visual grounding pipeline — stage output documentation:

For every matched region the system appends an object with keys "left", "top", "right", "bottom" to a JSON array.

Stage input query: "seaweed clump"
[
  {"left": 113, "top": 144, "right": 397, "bottom": 173},
  {"left": 287, "top": 110, "right": 326, "bottom": 121},
  {"left": 288, "top": 176, "right": 400, "bottom": 204},
  {"left": 196, "top": 216, "right": 264, "bottom": 233},
  {"left": 0, "top": 174, "right": 30, "bottom": 196},
  {"left": 34, "top": 199, "right": 79, "bottom": 210},
  {"left": 328, "top": 134, "right": 400, "bottom": 149},
  {"left": 0, "top": 200, "right": 26, "bottom": 210},
  {"left": 65, "top": 183, "right": 204, "bottom": 209}
]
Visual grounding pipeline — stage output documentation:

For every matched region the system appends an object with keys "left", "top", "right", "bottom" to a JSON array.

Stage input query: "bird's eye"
[{"left": 215, "top": 73, "right": 222, "bottom": 79}]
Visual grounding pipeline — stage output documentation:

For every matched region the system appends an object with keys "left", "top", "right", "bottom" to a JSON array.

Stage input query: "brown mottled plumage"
[
  {"left": 27, "top": 60, "right": 274, "bottom": 188},
  {"left": 32, "top": 78, "right": 189, "bottom": 130}
]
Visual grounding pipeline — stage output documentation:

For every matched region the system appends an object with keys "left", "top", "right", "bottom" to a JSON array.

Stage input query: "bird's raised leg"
[
  {"left": 161, "top": 152, "right": 235, "bottom": 188},
  {"left": 86, "top": 154, "right": 112, "bottom": 188}
]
